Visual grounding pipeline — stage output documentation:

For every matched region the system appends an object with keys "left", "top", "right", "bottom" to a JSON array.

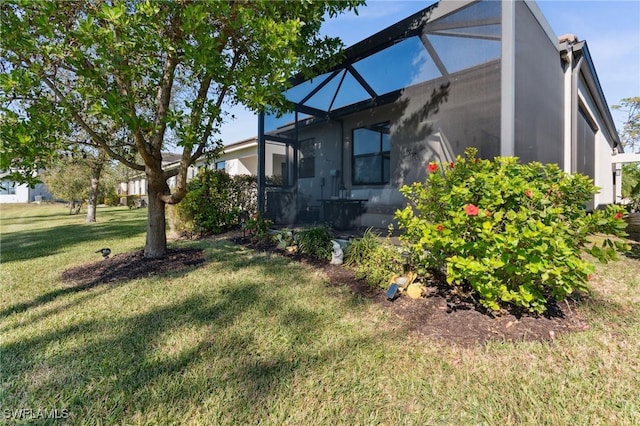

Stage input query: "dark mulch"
[
  {"left": 61, "top": 233, "right": 590, "bottom": 347},
  {"left": 325, "top": 264, "right": 589, "bottom": 346},
  {"left": 234, "top": 235, "right": 591, "bottom": 347},
  {"left": 61, "top": 248, "right": 206, "bottom": 287}
]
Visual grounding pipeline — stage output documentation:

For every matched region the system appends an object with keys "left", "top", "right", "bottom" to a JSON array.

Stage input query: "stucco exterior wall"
[{"left": 577, "top": 79, "right": 617, "bottom": 208}]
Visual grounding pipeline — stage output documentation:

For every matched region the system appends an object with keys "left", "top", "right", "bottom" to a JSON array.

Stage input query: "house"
[
  {"left": 121, "top": 153, "right": 182, "bottom": 202},
  {"left": 122, "top": 139, "right": 261, "bottom": 201},
  {"left": 0, "top": 172, "right": 51, "bottom": 204},
  {"left": 257, "top": 0, "right": 627, "bottom": 230},
  {"left": 210, "top": 137, "right": 259, "bottom": 176}
]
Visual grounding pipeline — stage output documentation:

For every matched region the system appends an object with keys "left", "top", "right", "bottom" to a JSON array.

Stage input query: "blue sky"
[{"left": 218, "top": 0, "right": 640, "bottom": 144}]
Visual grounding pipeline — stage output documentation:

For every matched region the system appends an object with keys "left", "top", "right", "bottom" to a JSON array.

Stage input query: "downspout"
[
  {"left": 562, "top": 41, "right": 573, "bottom": 173},
  {"left": 257, "top": 112, "right": 265, "bottom": 215},
  {"left": 570, "top": 55, "right": 584, "bottom": 173}
]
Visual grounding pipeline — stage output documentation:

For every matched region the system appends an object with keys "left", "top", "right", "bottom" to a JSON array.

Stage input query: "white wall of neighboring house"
[
  {"left": 0, "top": 182, "right": 30, "bottom": 203},
  {"left": 215, "top": 138, "right": 258, "bottom": 176},
  {"left": 125, "top": 177, "right": 147, "bottom": 196},
  {"left": 224, "top": 155, "right": 257, "bottom": 175},
  {"left": 123, "top": 138, "right": 259, "bottom": 196},
  {"left": 0, "top": 178, "right": 51, "bottom": 203}
]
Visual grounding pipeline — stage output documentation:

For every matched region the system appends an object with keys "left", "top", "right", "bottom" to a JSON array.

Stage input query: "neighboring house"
[
  {"left": 123, "top": 139, "right": 261, "bottom": 200},
  {"left": 257, "top": 0, "right": 627, "bottom": 229},
  {"left": 0, "top": 172, "right": 51, "bottom": 204},
  {"left": 213, "top": 137, "right": 258, "bottom": 176},
  {"left": 123, "top": 153, "right": 180, "bottom": 201}
]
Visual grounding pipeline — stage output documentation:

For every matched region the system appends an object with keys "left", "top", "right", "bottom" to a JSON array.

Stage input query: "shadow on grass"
[
  {"left": 0, "top": 285, "right": 118, "bottom": 332},
  {"left": 0, "top": 247, "right": 207, "bottom": 319},
  {"left": 0, "top": 217, "right": 146, "bottom": 263},
  {"left": 1, "top": 244, "right": 384, "bottom": 423}
]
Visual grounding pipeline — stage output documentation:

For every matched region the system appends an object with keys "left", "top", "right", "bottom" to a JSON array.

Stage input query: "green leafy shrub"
[
  {"left": 244, "top": 214, "right": 273, "bottom": 245},
  {"left": 621, "top": 163, "right": 640, "bottom": 211},
  {"left": 294, "top": 226, "right": 333, "bottom": 261},
  {"left": 395, "top": 148, "right": 628, "bottom": 314},
  {"left": 344, "top": 228, "right": 381, "bottom": 266},
  {"left": 344, "top": 230, "right": 405, "bottom": 288},
  {"left": 354, "top": 243, "right": 405, "bottom": 288},
  {"left": 274, "top": 229, "right": 295, "bottom": 250},
  {"left": 103, "top": 191, "right": 121, "bottom": 207},
  {"left": 126, "top": 194, "right": 144, "bottom": 209},
  {"left": 176, "top": 170, "right": 257, "bottom": 234}
]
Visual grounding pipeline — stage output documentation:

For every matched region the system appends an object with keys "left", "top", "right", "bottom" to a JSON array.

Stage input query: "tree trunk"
[
  {"left": 70, "top": 199, "right": 82, "bottom": 214},
  {"left": 86, "top": 151, "right": 105, "bottom": 223},
  {"left": 86, "top": 174, "right": 100, "bottom": 222},
  {"left": 145, "top": 181, "right": 168, "bottom": 258}
]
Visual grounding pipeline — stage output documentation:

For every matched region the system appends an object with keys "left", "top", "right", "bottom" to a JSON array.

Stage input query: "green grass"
[{"left": 1, "top": 204, "right": 639, "bottom": 425}]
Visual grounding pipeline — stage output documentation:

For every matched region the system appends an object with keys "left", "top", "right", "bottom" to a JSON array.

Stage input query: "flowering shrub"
[{"left": 395, "top": 148, "right": 628, "bottom": 314}]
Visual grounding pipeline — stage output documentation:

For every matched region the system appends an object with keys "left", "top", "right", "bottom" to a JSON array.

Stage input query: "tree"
[
  {"left": 42, "top": 156, "right": 90, "bottom": 215},
  {"left": 612, "top": 97, "right": 640, "bottom": 210},
  {"left": 84, "top": 148, "right": 110, "bottom": 222},
  {"left": 622, "top": 163, "right": 640, "bottom": 198},
  {"left": 0, "top": 105, "right": 69, "bottom": 187},
  {"left": 612, "top": 96, "right": 640, "bottom": 153},
  {"left": 42, "top": 151, "right": 118, "bottom": 217},
  {"left": 0, "top": 0, "right": 363, "bottom": 258}
]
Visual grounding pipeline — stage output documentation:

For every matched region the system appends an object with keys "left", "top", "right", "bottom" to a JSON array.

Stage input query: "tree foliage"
[
  {"left": 613, "top": 97, "right": 640, "bottom": 210},
  {"left": 41, "top": 153, "right": 117, "bottom": 214},
  {"left": 42, "top": 158, "right": 91, "bottom": 206},
  {"left": 0, "top": 0, "right": 363, "bottom": 257},
  {"left": 612, "top": 96, "right": 640, "bottom": 153},
  {"left": 622, "top": 163, "right": 640, "bottom": 199}
]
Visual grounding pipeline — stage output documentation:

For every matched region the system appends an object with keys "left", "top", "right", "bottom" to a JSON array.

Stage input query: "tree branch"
[
  {"left": 109, "top": 28, "right": 156, "bottom": 167},
  {"left": 39, "top": 74, "right": 145, "bottom": 171},
  {"left": 151, "top": 13, "right": 183, "bottom": 159},
  {"left": 190, "top": 39, "right": 246, "bottom": 165}
]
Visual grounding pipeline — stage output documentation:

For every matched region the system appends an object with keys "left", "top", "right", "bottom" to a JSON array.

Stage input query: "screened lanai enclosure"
[{"left": 257, "top": 0, "right": 620, "bottom": 229}]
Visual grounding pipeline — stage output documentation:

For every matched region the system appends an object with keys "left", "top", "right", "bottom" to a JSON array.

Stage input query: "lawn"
[{"left": 1, "top": 203, "right": 639, "bottom": 425}]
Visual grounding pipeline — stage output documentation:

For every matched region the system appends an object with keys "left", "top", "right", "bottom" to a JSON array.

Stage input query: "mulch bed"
[
  {"left": 61, "top": 232, "right": 591, "bottom": 347},
  {"left": 61, "top": 248, "right": 206, "bottom": 288},
  {"left": 233, "top": 235, "right": 592, "bottom": 347}
]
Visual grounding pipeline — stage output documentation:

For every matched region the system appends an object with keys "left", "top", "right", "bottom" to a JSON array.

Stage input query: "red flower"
[
  {"left": 465, "top": 204, "right": 479, "bottom": 216},
  {"left": 614, "top": 212, "right": 624, "bottom": 220},
  {"left": 525, "top": 189, "right": 533, "bottom": 198},
  {"left": 436, "top": 224, "right": 445, "bottom": 232},
  {"left": 448, "top": 162, "right": 455, "bottom": 169},
  {"left": 427, "top": 162, "right": 438, "bottom": 173}
]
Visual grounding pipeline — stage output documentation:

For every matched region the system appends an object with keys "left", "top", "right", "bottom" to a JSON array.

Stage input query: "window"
[
  {"left": 352, "top": 122, "right": 390, "bottom": 185},
  {"left": 0, "top": 180, "right": 16, "bottom": 195},
  {"left": 215, "top": 161, "right": 226, "bottom": 171},
  {"left": 298, "top": 138, "right": 315, "bottom": 178}
]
